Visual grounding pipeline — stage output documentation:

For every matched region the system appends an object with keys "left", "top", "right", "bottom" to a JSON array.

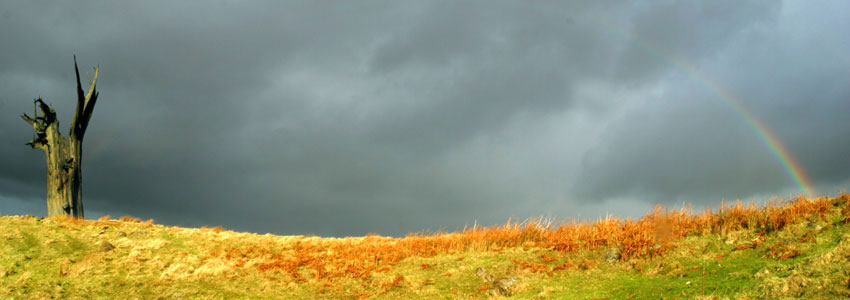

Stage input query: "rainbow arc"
[{"left": 534, "top": 5, "right": 815, "bottom": 195}]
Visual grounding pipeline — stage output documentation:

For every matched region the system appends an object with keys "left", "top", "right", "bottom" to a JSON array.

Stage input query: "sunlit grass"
[{"left": 1, "top": 194, "right": 849, "bottom": 299}]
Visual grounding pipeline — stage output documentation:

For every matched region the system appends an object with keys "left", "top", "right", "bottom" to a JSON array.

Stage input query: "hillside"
[{"left": 2, "top": 195, "right": 849, "bottom": 299}]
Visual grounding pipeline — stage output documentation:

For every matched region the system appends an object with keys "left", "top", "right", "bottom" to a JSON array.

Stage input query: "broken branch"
[{"left": 21, "top": 113, "right": 37, "bottom": 126}]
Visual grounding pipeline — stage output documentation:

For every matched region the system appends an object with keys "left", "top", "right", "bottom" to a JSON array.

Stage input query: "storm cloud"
[{"left": 1, "top": 1, "right": 848, "bottom": 236}]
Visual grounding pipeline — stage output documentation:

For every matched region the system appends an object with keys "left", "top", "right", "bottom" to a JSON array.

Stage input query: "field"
[{"left": 2, "top": 194, "right": 850, "bottom": 299}]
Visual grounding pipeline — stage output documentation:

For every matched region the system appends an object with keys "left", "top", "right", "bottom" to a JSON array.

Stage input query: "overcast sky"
[{"left": 1, "top": 1, "right": 849, "bottom": 237}]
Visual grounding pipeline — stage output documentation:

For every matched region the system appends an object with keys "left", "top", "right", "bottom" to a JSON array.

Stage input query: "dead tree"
[{"left": 21, "top": 56, "right": 99, "bottom": 218}]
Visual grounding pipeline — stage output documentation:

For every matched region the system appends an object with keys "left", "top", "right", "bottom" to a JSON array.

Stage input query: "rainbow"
[
  {"left": 674, "top": 60, "right": 814, "bottom": 196},
  {"left": 621, "top": 35, "right": 814, "bottom": 196},
  {"left": 533, "top": 5, "right": 815, "bottom": 195}
]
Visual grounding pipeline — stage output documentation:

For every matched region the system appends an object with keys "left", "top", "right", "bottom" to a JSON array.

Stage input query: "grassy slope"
[{"left": 1, "top": 196, "right": 849, "bottom": 300}]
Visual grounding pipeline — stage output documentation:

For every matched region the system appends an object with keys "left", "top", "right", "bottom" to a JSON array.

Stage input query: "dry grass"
[
  {"left": 211, "top": 194, "right": 843, "bottom": 284},
  {"left": 1, "top": 193, "right": 848, "bottom": 299}
]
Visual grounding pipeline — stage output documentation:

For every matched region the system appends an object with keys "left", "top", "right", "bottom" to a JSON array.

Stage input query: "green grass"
[{"left": 1, "top": 200, "right": 849, "bottom": 299}]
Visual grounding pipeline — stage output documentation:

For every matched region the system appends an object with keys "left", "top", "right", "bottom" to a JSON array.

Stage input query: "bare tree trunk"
[{"left": 21, "top": 56, "right": 98, "bottom": 218}]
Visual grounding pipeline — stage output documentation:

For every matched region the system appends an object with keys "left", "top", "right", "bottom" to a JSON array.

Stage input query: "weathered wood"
[{"left": 21, "top": 57, "right": 99, "bottom": 218}]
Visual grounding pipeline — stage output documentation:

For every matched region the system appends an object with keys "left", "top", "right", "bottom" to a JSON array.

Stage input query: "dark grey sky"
[{"left": 1, "top": 1, "right": 848, "bottom": 237}]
